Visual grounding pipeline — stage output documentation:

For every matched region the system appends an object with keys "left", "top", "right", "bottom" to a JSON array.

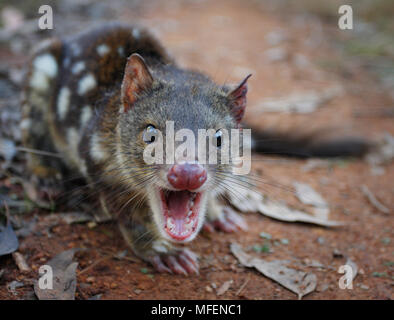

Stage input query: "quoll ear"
[
  {"left": 227, "top": 74, "right": 252, "bottom": 124},
  {"left": 121, "top": 53, "right": 154, "bottom": 112}
]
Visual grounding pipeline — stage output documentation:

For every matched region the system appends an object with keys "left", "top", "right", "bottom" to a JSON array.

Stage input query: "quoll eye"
[
  {"left": 143, "top": 125, "right": 157, "bottom": 144},
  {"left": 215, "top": 129, "right": 223, "bottom": 148}
]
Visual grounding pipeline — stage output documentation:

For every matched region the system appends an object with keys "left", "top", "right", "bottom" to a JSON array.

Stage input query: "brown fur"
[{"left": 22, "top": 23, "right": 242, "bottom": 268}]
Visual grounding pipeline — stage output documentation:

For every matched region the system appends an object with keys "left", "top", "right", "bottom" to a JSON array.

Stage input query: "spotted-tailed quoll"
[{"left": 21, "top": 22, "right": 370, "bottom": 275}]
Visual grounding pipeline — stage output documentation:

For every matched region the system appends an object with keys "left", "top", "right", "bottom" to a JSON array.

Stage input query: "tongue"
[{"left": 167, "top": 191, "right": 191, "bottom": 219}]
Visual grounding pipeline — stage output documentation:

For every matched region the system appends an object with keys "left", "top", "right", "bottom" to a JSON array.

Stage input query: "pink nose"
[{"left": 167, "top": 163, "right": 207, "bottom": 190}]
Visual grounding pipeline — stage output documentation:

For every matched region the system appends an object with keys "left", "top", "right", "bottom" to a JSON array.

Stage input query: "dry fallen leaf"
[
  {"left": 257, "top": 199, "right": 341, "bottom": 227},
  {"left": 293, "top": 182, "right": 330, "bottom": 220},
  {"left": 0, "top": 208, "right": 19, "bottom": 256},
  {"left": 231, "top": 243, "right": 317, "bottom": 299},
  {"left": 225, "top": 182, "right": 263, "bottom": 212},
  {"left": 293, "top": 182, "right": 327, "bottom": 208},
  {"left": 34, "top": 248, "right": 79, "bottom": 300},
  {"left": 225, "top": 184, "right": 341, "bottom": 227}
]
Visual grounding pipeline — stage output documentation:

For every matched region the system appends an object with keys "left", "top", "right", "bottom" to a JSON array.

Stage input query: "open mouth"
[{"left": 159, "top": 189, "right": 202, "bottom": 241}]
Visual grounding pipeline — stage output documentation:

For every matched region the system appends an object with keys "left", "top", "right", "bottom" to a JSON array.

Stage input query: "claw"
[
  {"left": 149, "top": 255, "right": 172, "bottom": 274},
  {"left": 213, "top": 217, "right": 237, "bottom": 232},
  {"left": 178, "top": 254, "right": 199, "bottom": 275},
  {"left": 163, "top": 255, "right": 188, "bottom": 275},
  {"left": 206, "top": 207, "right": 248, "bottom": 233},
  {"left": 182, "top": 248, "right": 199, "bottom": 265},
  {"left": 148, "top": 249, "right": 199, "bottom": 275},
  {"left": 224, "top": 208, "right": 248, "bottom": 231}
]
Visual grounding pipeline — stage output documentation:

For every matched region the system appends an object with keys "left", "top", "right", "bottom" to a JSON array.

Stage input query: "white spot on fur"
[
  {"left": 97, "top": 44, "right": 110, "bottom": 56},
  {"left": 78, "top": 73, "right": 97, "bottom": 95},
  {"left": 80, "top": 105, "right": 92, "bottom": 127},
  {"left": 90, "top": 133, "right": 107, "bottom": 162},
  {"left": 67, "top": 128, "right": 86, "bottom": 175},
  {"left": 32, "top": 54, "right": 58, "bottom": 78},
  {"left": 132, "top": 28, "right": 140, "bottom": 39},
  {"left": 29, "top": 70, "right": 49, "bottom": 91},
  {"left": 57, "top": 87, "right": 71, "bottom": 120},
  {"left": 71, "top": 61, "right": 85, "bottom": 75},
  {"left": 29, "top": 54, "right": 58, "bottom": 91},
  {"left": 20, "top": 119, "right": 32, "bottom": 130},
  {"left": 67, "top": 128, "right": 80, "bottom": 156}
]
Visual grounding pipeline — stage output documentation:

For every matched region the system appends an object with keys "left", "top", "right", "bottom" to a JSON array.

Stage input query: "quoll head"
[{"left": 118, "top": 53, "right": 251, "bottom": 242}]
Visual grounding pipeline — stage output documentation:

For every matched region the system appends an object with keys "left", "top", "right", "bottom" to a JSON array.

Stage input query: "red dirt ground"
[{"left": 0, "top": 0, "right": 393, "bottom": 299}]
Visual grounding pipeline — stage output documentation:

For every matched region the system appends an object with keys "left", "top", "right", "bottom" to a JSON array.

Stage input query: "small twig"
[
  {"left": 361, "top": 185, "right": 390, "bottom": 214},
  {"left": 236, "top": 275, "right": 250, "bottom": 296},
  {"left": 12, "top": 252, "right": 31, "bottom": 273}
]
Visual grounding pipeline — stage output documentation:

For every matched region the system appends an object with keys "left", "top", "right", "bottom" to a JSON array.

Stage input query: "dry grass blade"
[{"left": 361, "top": 185, "right": 390, "bottom": 214}]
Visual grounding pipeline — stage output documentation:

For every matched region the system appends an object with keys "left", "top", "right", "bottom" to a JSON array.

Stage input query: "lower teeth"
[
  {"left": 167, "top": 217, "right": 175, "bottom": 231},
  {"left": 184, "top": 219, "right": 193, "bottom": 231}
]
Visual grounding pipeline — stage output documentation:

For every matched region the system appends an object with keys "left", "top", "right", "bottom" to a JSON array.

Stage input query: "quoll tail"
[{"left": 249, "top": 127, "right": 371, "bottom": 158}]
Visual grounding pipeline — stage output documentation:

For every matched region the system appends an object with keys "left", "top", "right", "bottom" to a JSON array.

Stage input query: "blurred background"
[{"left": 0, "top": 0, "right": 393, "bottom": 146}]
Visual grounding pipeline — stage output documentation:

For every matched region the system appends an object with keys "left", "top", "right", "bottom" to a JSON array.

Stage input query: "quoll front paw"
[
  {"left": 148, "top": 248, "right": 199, "bottom": 275},
  {"left": 204, "top": 207, "right": 248, "bottom": 233}
]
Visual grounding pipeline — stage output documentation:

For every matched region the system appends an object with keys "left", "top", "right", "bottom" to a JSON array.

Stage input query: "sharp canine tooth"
[{"left": 187, "top": 210, "right": 192, "bottom": 217}]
